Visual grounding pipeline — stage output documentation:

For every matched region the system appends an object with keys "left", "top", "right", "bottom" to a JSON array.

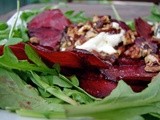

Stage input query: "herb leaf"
[
  {"left": 146, "top": 5, "right": 160, "bottom": 22},
  {"left": 0, "top": 68, "right": 64, "bottom": 113},
  {"left": 65, "top": 74, "right": 160, "bottom": 120},
  {"left": 0, "top": 47, "right": 55, "bottom": 73},
  {"left": 25, "top": 44, "right": 48, "bottom": 68},
  {"left": 65, "top": 10, "right": 90, "bottom": 23},
  {"left": 30, "top": 72, "right": 78, "bottom": 105}
]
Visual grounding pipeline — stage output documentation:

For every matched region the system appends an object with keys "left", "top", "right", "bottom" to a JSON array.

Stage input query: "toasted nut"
[
  {"left": 122, "top": 30, "right": 136, "bottom": 45},
  {"left": 29, "top": 37, "right": 40, "bottom": 44}
]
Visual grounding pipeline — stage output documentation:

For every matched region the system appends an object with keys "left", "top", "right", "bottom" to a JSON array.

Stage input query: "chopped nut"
[
  {"left": 145, "top": 54, "right": 160, "bottom": 66},
  {"left": 145, "top": 65, "right": 160, "bottom": 72},
  {"left": 122, "top": 30, "right": 136, "bottom": 45},
  {"left": 78, "top": 24, "right": 91, "bottom": 35},
  {"left": 125, "top": 45, "right": 141, "bottom": 58},
  {"left": 85, "top": 31, "right": 97, "bottom": 39},
  {"left": 144, "top": 54, "right": 160, "bottom": 72},
  {"left": 29, "top": 37, "right": 40, "bottom": 44}
]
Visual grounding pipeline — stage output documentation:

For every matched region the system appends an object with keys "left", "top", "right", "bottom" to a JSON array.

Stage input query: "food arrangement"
[{"left": 0, "top": 1, "right": 160, "bottom": 120}]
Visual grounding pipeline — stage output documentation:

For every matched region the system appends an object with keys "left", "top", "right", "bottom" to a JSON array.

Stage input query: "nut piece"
[
  {"left": 29, "top": 37, "right": 40, "bottom": 44},
  {"left": 122, "top": 30, "right": 137, "bottom": 45},
  {"left": 144, "top": 54, "right": 160, "bottom": 72},
  {"left": 124, "top": 41, "right": 155, "bottom": 59}
]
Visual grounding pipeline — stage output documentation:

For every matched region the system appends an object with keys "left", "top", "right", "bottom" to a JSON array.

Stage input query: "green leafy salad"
[{"left": 0, "top": 0, "right": 160, "bottom": 120}]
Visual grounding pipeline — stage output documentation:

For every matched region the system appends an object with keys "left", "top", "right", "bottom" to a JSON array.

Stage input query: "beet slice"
[
  {"left": 0, "top": 43, "right": 28, "bottom": 60},
  {"left": 101, "top": 65, "right": 157, "bottom": 82},
  {"left": 78, "top": 69, "right": 150, "bottom": 98},
  {"left": 27, "top": 9, "right": 70, "bottom": 50},
  {"left": 30, "top": 44, "right": 82, "bottom": 68},
  {"left": 27, "top": 9, "right": 70, "bottom": 31},
  {"left": 73, "top": 49, "right": 111, "bottom": 69},
  {"left": 30, "top": 43, "right": 112, "bottom": 69},
  {"left": 79, "top": 71, "right": 117, "bottom": 98},
  {"left": 135, "top": 18, "right": 153, "bottom": 38}
]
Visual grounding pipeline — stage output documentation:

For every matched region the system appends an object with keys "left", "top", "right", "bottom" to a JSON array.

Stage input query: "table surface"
[{"left": 0, "top": 1, "right": 159, "bottom": 22}]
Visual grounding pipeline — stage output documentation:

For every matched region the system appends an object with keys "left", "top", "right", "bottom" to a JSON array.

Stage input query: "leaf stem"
[
  {"left": 8, "top": 0, "right": 20, "bottom": 38},
  {"left": 111, "top": 4, "right": 122, "bottom": 21}
]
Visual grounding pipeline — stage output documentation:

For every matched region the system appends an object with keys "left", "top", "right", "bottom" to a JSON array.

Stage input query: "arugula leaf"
[
  {"left": 0, "top": 47, "right": 55, "bottom": 73},
  {"left": 8, "top": 0, "right": 20, "bottom": 39},
  {"left": 59, "top": 74, "right": 99, "bottom": 101},
  {"left": 69, "top": 75, "right": 79, "bottom": 86},
  {"left": 12, "top": 25, "right": 29, "bottom": 42},
  {"left": 146, "top": 5, "right": 160, "bottom": 22},
  {"left": 0, "top": 23, "right": 10, "bottom": 40},
  {"left": 20, "top": 10, "right": 39, "bottom": 23},
  {"left": 5, "top": 38, "right": 23, "bottom": 46},
  {"left": 126, "top": 20, "right": 135, "bottom": 31},
  {"left": 24, "top": 44, "right": 48, "bottom": 68},
  {"left": 65, "top": 73, "right": 160, "bottom": 120},
  {"left": 111, "top": 4, "right": 122, "bottom": 21},
  {"left": 41, "top": 75, "right": 73, "bottom": 88},
  {"left": 30, "top": 72, "right": 78, "bottom": 105},
  {"left": 0, "top": 68, "right": 65, "bottom": 116},
  {"left": 64, "top": 10, "right": 90, "bottom": 23},
  {"left": 64, "top": 88, "right": 94, "bottom": 104},
  {"left": 0, "top": 22, "right": 8, "bottom": 31}
]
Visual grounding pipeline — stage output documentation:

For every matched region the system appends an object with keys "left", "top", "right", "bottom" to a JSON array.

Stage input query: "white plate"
[{"left": 0, "top": 110, "right": 47, "bottom": 120}]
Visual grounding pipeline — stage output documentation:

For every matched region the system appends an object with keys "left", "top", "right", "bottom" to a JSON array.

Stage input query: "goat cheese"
[{"left": 76, "top": 29, "right": 125, "bottom": 54}]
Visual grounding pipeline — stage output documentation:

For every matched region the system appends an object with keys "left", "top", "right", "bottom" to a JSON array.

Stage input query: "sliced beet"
[
  {"left": 28, "top": 27, "right": 62, "bottom": 50},
  {"left": 30, "top": 43, "right": 113, "bottom": 69},
  {"left": 78, "top": 69, "right": 150, "bottom": 98},
  {"left": 30, "top": 44, "right": 82, "bottom": 69},
  {"left": 27, "top": 9, "right": 70, "bottom": 31},
  {"left": 101, "top": 65, "right": 157, "bottom": 82},
  {"left": 27, "top": 9, "right": 70, "bottom": 50},
  {"left": 73, "top": 49, "right": 111, "bottom": 69},
  {"left": 79, "top": 71, "right": 117, "bottom": 98},
  {"left": 135, "top": 18, "right": 153, "bottom": 38},
  {"left": 0, "top": 43, "right": 28, "bottom": 60}
]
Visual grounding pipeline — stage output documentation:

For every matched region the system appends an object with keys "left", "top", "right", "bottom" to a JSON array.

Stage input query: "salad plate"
[{"left": 0, "top": 1, "right": 160, "bottom": 120}]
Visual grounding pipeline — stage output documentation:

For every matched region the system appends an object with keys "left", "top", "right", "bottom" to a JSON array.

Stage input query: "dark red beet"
[
  {"left": 0, "top": 43, "right": 28, "bottom": 60},
  {"left": 135, "top": 18, "right": 153, "bottom": 38},
  {"left": 101, "top": 65, "right": 157, "bottom": 82},
  {"left": 28, "top": 28, "right": 62, "bottom": 50},
  {"left": 78, "top": 70, "right": 149, "bottom": 98},
  {"left": 30, "top": 44, "right": 112, "bottom": 69},
  {"left": 27, "top": 9, "right": 70, "bottom": 31},
  {"left": 79, "top": 71, "right": 117, "bottom": 98},
  {"left": 73, "top": 49, "right": 111, "bottom": 69},
  {"left": 30, "top": 44, "right": 82, "bottom": 68},
  {"left": 27, "top": 9, "right": 70, "bottom": 50}
]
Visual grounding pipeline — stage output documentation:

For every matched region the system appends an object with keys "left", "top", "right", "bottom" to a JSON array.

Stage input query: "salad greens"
[
  {"left": 65, "top": 74, "right": 160, "bottom": 120},
  {"left": 0, "top": 0, "right": 160, "bottom": 120},
  {"left": 64, "top": 10, "right": 90, "bottom": 23}
]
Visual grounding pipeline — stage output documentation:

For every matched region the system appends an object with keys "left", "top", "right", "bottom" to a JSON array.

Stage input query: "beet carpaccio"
[{"left": 2, "top": 9, "right": 160, "bottom": 98}]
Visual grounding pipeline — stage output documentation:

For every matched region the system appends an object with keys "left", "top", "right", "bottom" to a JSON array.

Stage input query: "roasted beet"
[
  {"left": 78, "top": 68, "right": 150, "bottom": 98},
  {"left": 73, "top": 49, "right": 111, "bottom": 69},
  {"left": 27, "top": 9, "right": 70, "bottom": 31},
  {"left": 79, "top": 70, "right": 117, "bottom": 98},
  {"left": 27, "top": 9, "right": 70, "bottom": 50},
  {"left": 30, "top": 44, "right": 82, "bottom": 68},
  {"left": 101, "top": 65, "right": 156, "bottom": 82},
  {"left": 30, "top": 44, "right": 112, "bottom": 69},
  {"left": 0, "top": 43, "right": 28, "bottom": 60},
  {"left": 135, "top": 18, "right": 153, "bottom": 38}
]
